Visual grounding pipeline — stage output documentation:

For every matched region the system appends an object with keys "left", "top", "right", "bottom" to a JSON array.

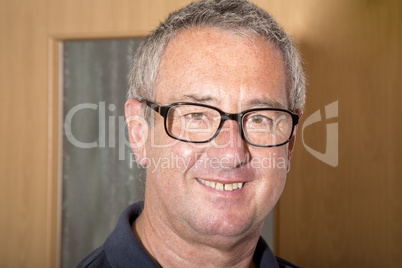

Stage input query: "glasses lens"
[
  {"left": 166, "top": 105, "right": 221, "bottom": 142},
  {"left": 243, "top": 110, "right": 293, "bottom": 146}
]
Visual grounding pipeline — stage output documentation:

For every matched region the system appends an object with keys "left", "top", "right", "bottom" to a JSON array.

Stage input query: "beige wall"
[
  {"left": 0, "top": 0, "right": 400, "bottom": 267},
  {"left": 270, "top": 1, "right": 402, "bottom": 267}
]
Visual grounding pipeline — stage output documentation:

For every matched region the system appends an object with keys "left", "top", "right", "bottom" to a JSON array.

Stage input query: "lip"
[
  {"left": 189, "top": 161, "right": 256, "bottom": 184},
  {"left": 188, "top": 163, "right": 256, "bottom": 194},
  {"left": 195, "top": 177, "right": 248, "bottom": 194},
  {"left": 196, "top": 177, "right": 246, "bottom": 185}
]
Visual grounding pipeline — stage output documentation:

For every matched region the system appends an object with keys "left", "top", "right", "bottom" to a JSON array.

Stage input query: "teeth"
[
  {"left": 216, "top": 183, "right": 224, "bottom": 191},
  {"left": 224, "top": 184, "right": 233, "bottom": 191},
  {"left": 197, "top": 178, "right": 244, "bottom": 191}
]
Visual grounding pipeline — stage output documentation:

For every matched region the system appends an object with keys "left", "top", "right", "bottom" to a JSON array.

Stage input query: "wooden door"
[
  {"left": 1, "top": 0, "right": 401, "bottom": 267},
  {"left": 263, "top": 0, "right": 402, "bottom": 267},
  {"left": 0, "top": 1, "right": 194, "bottom": 267}
]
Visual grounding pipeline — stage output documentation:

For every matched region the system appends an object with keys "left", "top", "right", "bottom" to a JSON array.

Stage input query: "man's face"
[{"left": 142, "top": 28, "right": 295, "bottom": 239}]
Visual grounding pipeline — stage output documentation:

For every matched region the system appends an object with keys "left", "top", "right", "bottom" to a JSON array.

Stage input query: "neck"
[{"left": 133, "top": 202, "right": 261, "bottom": 268}]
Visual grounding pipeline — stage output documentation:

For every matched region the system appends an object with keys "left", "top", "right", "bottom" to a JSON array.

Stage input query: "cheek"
[
  {"left": 147, "top": 121, "right": 205, "bottom": 176},
  {"left": 260, "top": 174, "right": 286, "bottom": 216},
  {"left": 170, "top": 145, "right": 201, "bottom": 174},
  {"left": 251, "top": 147, "right": 289, "bottom": 203},
  {"left": 146, "top": 143, "right": 206, "bottom": 206},
  {"left": 251, "top": 146, "right": 289, "bottom": 174}
]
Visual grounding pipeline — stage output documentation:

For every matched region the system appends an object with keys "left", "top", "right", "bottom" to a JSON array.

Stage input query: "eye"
[
  {"left": 189, "top": 113, "right": 205, "bottom": 120},
  {"left": 251, "top": 115, "right": 267, "bottom": 124}
]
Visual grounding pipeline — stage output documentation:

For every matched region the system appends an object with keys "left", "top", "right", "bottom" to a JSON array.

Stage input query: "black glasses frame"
[{"left": 143, "top": 100, "right": 299, "bottom": 147}]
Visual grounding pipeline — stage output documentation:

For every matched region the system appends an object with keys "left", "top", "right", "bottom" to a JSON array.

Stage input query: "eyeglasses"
[{"left": 143, "top": 100, "right": 299, "bottom": 147}]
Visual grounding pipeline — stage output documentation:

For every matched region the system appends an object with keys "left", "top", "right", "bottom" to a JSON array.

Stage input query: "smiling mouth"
[{"left": 196, "top": 178, "right": 244, "bottom": 191}]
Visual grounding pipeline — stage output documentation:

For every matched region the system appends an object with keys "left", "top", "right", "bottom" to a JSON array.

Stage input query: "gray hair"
[{"left": 128, "top": 0, "right": 306, "bottom": 117}]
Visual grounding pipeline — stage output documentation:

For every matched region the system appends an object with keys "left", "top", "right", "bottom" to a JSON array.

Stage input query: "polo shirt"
[{"left": 77, "top": 202, "right": 299, "bottom": 268}]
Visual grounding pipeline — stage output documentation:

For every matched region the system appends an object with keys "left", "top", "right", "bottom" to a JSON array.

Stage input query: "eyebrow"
[
  {"left": 247, "top": 99, "right": 286, "bottom": 109},
  {"left": 169, "top": 94, "right": 286, "bottom": 109},
  {"left": 178, "top": 94, "right": 219, "bottom": 104}
]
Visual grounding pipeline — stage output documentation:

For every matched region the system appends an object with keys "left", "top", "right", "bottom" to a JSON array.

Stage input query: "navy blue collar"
[
  {"left": 104, "top": 202, "right": 158, "bottom": 267},
  {"left": 103, "top": 202, "right": 280, "bottom": 267}
]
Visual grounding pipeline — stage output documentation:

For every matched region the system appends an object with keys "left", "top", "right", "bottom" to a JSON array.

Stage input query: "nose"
[{"left": 206, "top": 119, "right": 250, "bottom": 168}]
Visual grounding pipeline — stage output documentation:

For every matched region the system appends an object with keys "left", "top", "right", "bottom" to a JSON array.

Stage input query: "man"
[{"left": 78, "top": 0, "right": 305, "bottom": 267}]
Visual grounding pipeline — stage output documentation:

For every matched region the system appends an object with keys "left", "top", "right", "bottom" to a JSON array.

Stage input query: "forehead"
[{"left": 155, "top": 27, "right": 288, "bottom": 109}]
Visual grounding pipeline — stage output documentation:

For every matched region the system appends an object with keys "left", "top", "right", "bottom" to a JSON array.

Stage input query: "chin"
[{"left": 189, "top": 209, "right": 259, "bottom": 239}]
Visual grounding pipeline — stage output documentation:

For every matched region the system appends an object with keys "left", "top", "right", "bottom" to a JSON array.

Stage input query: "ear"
[
  {"left": 287, "top": 109, "right": 303, "bottom": 172},
  {"left": 125, "top": 98, "right": 149, "bottom": 166}
]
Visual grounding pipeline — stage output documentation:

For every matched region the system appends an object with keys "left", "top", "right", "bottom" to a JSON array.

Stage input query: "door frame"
[{"left": 46, "top": 32, "right": 148, "bottom": 268}]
